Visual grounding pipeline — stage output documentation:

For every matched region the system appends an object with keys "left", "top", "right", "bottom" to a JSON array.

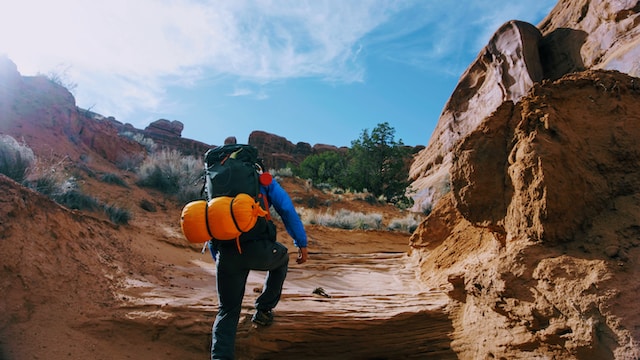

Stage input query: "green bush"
[{"left": 0, "top": 135, "right": 35, "bottom": 182}]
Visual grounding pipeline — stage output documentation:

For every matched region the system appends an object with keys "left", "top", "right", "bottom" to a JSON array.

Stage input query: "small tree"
[{"left": 344, "top": 122, "right": 412, "bottom": 204}]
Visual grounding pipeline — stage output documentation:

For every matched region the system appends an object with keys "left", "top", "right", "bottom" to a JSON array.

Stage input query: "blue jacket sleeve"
[{"left": 262, "top": 180, "right": 308, "bottom": 248}]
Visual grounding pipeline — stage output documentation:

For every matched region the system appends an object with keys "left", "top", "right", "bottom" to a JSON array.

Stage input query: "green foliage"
[
  {"left": 343, "top": 122, "right": 412, "bottom": 205},
  {"left": 0, "top": 135, "right": 35, "bottom": 182},
  {"left": 293, "top": 122, "right": 413, "bottom": 207},
  {"left": 295, "top": 151, "right": 347, "bottom": 186}
]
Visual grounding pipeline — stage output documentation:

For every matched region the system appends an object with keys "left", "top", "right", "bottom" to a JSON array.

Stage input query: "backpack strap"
[
  {"left": 259, "top": 193, "right": 271, "bottom": 221},
  {"left": 229, "top": 196, "right": 244, "bottom": 254},
  {"left": 204, "top": 201, "right": 214, "bottom": 239}
]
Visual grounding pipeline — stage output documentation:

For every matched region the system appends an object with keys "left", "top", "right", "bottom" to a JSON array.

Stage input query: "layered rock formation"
[
  {"left": 409, "top": 0, "right": 640, "bottom": 212},
  {"left": 406, "top": 1, "right": 640, "bottom": 358},
  {"left": 248, "top": 130, "right": 346, "bottom": 169},
  {"left": 410, "top": 69, "right": 640, "bottom": 359}
]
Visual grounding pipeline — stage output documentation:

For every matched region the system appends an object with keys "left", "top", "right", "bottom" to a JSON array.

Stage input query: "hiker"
[{"left": 208, "top": 141, "right": 309, "bottom": 360}]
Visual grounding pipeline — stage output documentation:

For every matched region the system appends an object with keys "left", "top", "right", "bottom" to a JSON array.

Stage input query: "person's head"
[{"left": 224, "top": 136, "right": 237, "bottom": 145}]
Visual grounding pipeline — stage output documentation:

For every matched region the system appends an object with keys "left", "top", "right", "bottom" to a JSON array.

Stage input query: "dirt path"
[{"left": 113, "top": 248, "right": 455, "bottom": 359}]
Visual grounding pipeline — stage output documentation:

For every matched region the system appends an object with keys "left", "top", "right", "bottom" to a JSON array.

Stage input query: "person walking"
[{"left": 209, "top": 138, "right": 309, "bottom": 360}]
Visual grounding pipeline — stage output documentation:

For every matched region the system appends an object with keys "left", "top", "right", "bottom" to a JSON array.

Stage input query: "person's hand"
[{"left": 297, "top": 247, "right": 308, "bottom": 264}]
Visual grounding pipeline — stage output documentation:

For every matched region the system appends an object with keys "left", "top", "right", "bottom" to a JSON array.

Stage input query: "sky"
[{"left": 0, "top": 0, "right": 557, "bottom": 148}]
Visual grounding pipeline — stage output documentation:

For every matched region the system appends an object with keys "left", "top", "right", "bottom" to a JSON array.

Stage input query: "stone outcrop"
[
  {"left": 144, "top": 119, "right": 184, "bottom": 138},
  {"left": 248, "top": 130, "right": 347, "bottom": 170},
  {"left": 409, "top": 0, "right": 640, "bottom": 212},
  {"left": 410, "top": 70, "right": 640, "bottom": 359}
]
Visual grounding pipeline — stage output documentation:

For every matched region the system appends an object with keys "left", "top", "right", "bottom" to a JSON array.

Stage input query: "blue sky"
[{"left": 0, "top": 0, "right": 557, "bottom": 148}]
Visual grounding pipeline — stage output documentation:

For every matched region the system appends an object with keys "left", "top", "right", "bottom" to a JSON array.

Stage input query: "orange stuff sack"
[
  {"left": 180, "top": 194, "right": 268, "bottom": 244},
  {"left": 207, "top": 193, "right": 269, "bottom": 240},
  {"left": 180, "top": 200, "right": 212, "bottom": 243}
]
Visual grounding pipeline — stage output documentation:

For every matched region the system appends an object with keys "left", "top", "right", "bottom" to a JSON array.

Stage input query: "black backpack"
[
  {"left": 204, "top": 144, "right": 261, "bottom": 201},
  {"left": 203, "top": 144, "right": 275, "bottom": 245}
]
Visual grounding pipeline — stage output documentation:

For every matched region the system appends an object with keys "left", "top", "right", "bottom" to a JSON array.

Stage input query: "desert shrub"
[
  {"left": 387, "top": 214, "right": 421, "bottom": 233},
  {"left": 314, "top": 182, "right": 334, "bottom": 192},
  {"left": 116, "top": 153, "right": 145, "bottom": 172},
  {"left": 53, "top": 189, "right": 100, "bottom": 210},
  {"left": 103, "top": 204, "right": 131, "bottom": 225},
  {"left": 120, "top": 131, "right": 156, "bottom": 153},
  {"left": 100, "top": 173, "right": 128, "bottom": 187},
  {"left": 270, "top": 167, "right": 293, "bottom": 177},
  {"left": 27, "top": 173, "right": 60, "bottom": 195},
  {"left": 304, "top": 208, "right": 382, "bottom": 230},
  {"left": 177, "top": 183, "right": 203, "bottom": 203},
  {"left": 0, "top": 135, "right": 35, "bottom": 182},
  {"left": 136, "top": 149, "right": 202, "bottom": 200},
  {"left": 364, "top": 193, "right": 379, "bottom": 205},
  {"left": 139, "top": 199, "right": 157, "bottom": 212}
]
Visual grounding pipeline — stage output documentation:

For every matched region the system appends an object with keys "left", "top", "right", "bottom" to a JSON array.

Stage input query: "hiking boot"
[{"left": 251, "top": 309, "right": 274, "bottom": 326}]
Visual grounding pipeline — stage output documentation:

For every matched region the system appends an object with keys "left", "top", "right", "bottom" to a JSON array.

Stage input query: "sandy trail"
[{"left": 114, "top": 249, "right": 454, "bottom": 359}]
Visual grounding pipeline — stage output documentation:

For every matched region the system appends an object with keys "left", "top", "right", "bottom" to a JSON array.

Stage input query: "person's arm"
[{"left": 264, "top": 180, "right": 308, "bottom": 263}]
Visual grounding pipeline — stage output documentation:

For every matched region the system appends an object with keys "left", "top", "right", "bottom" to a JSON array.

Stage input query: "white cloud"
[
  {"left": 0, "top": 0, "right": 557, "bottom": 123},
  {"left": 228, "top": 88, "right": 253, "bottom": 97}
]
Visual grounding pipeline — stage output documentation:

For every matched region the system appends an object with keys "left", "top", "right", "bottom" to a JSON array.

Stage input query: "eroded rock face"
[
  {"left": 410, "top": 0, "right": 640, "bottom": 212},
  {"left": 409, "top": 21, "right": 545, "bottom": 212},
  {"left": 410, "top": 70, "right": 640, "bottom": 359},
  {"left": 539, "top": 0, "right": 640, "bottom": 78}
]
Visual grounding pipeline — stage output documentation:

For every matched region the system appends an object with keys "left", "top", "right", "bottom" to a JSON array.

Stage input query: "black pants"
[{"left": 210, "top": 239, "right": 289, "bottom": 360}]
